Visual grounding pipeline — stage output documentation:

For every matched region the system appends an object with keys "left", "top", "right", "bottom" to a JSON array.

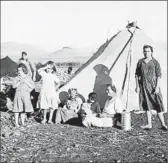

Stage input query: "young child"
[
  {"left": 12, "top": 63, "right": 35, "bottom": 127},
  {"left": 55, "top": 88, "right": 83, "bottom": 124},
  {"left": 37, "top": 61, "right": 61, "bottom": 124},
  {"left": 82, "top": 84, "right": 123, "bottom": 127},
  {"left": 80, "top": 92, "right": 101, "bottom": 121}
]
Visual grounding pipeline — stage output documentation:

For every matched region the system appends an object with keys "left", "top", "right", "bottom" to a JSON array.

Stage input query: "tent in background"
[
  {"left": 0, "top": 56, "right": 18, "bottom": 77},
  {"left": 57, "top": 23, "right": 167, "bottom": 112}
]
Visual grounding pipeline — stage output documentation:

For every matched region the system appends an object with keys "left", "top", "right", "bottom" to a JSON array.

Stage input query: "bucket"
[{"left": 121, "top": 112, "right": 131, "bottom": 131}]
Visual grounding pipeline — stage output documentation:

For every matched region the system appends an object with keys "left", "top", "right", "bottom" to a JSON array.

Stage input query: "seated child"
[
  {"left": 55, "top": 88, "right": 83, "bottom": 124},
  {"left": 82, "top": 84, "right": 123, "bottom": 127},
  {"left": 80, "top": 92, "right": 101, "bottom": 122}
]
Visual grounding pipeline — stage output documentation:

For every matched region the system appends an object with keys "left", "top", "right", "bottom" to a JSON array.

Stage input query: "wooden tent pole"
[{"left": 123, "top": 22, "right": 138, "bottom": 112}]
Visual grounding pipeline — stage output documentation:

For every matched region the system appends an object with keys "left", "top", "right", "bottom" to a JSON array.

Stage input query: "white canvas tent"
[{"left": 58, "top": 23, "right": 167, "bottom": 112}]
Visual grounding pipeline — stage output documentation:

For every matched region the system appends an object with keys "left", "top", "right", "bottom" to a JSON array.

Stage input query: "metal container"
[{"left": 121, "top": 112, "right": 131, "bottom": 131}]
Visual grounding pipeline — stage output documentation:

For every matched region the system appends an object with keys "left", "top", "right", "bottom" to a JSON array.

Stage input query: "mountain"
[
  {"left": 1, "top": 42, "right": 49, "bottom": 62},
  {"left": 47, "top": 47, "right": 95, "bottom": 63}
]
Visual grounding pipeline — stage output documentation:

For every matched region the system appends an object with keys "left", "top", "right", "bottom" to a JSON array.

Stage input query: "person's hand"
[
  {"left": 33, "top": 75, "right": 36, "bottom": 82},
  {"left": 154, "top": 86, "right": 159, "bottom": 94},
  {"left": 135, "top": 87, "right": 140, "bottom": 93}
]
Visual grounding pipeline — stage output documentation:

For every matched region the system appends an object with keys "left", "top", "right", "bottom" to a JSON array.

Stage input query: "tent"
[
  {"left": 57, "top": 23, "right": 167, "bottom": 112},
  {"left": 0, "top": 56, "right": 18, "bottom": 77}
]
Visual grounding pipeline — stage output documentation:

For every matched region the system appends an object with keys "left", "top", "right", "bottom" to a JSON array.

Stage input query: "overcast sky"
[{"left": 1, "top": 1, "right": 167, "bottom": 52}]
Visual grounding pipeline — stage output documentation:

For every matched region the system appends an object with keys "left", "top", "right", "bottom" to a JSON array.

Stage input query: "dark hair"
[
  {"left": 18, "top": 63, "right": 28, "bottom": 74},
  {"left": 47, "top": 61, "right": 54, "bottom": 65},
  {"left": 143, "top": 45, "right": 153, "bottom": 53},
  {"left": 22, "top": 51, "right": 27, "bottom": 56},
  {"left": 106, "top": 84, "right": 116, "bottom": 93},
  {"left": 45, "top": 61, "right": 57, "bottom": 72},
  {"left": 88, "top": 92, "right": 97, "bottom": 99}
]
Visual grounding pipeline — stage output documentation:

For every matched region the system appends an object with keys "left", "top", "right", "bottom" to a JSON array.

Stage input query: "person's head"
[
  {"left": 46, "top": 61, "right": 57, "bottom": 73},
  {"left": 68, "top": 88, "right": 78, "bottom": 99},
  {"left": 143, "top": 45, "right": 153, "bottom": 58},
  {"left": 106, "top": 84, "right": 117, "bottom": 98},
  {"left": 21, "top": 52, "right": 28, "bottom": 60},
  {"left": 88, "top": 92, "right": 97, "bottom": 103},
  {"left": 17, "top": 63, "right": 28, "bottom": 77}
]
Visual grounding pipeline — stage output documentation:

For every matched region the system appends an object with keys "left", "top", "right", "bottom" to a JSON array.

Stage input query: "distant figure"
[
  {"left": 37, "top": 61, "right": 61, "bottom": 124},
  {"left": 12, "top": 64, "right": 35, "bottom": 127},
  {"left": 18, "top": 52, "right": 36, "bottom": 81},
  {"left": 67, "top": 64, "right": 73, "bottom": 74},
  {"left": 135, "top": 45, "right": 167, "bottom": 131}
]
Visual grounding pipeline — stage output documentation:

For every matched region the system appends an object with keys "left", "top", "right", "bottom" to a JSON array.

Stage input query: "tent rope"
[{"left": 108, "top": 29, "right": 134, "bottom": 74}]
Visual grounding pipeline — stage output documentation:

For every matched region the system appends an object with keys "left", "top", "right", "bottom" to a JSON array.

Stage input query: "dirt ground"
[{"left": 1, "top": 111, "right": 167, "bottom": 163}]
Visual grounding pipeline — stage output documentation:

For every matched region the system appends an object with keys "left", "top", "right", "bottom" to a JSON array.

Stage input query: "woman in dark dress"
[{"left": 135, "top": 45, "right": 167, "bottom": 130}]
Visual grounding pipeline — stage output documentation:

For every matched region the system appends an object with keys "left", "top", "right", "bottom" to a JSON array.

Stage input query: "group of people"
[{"left": 9, "top": 45, "right": 167, "bottom": 131}]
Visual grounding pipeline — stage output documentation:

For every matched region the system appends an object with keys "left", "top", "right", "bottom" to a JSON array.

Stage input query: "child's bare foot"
[
  {"left": 41, "top": 119, "right": 46, "bottom": 124},
  {"left": 48, "top": 120, "right": 53, "bottom": 124},
  {"left": 15, "top": 124, "right": 20, "bottom": 128},
  {"left": 22, "top": 123, "right": 26, "bottom": 127},
  {"left": 134, "top": 110, "right": 145, "bottom": 114},
  {"left": 140, "top": 125, "right": 152, "bottom": 130},
  {"left": 55, "top": 122, "right": 61, "bottom": 124}
]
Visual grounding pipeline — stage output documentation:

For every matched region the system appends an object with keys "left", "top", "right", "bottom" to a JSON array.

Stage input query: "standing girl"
[
  {"left": 12, "top": 63, "right": 35, "bottom": 127},
  {"left": 37, "top": 61, "right": 61, "bottom": 124}
]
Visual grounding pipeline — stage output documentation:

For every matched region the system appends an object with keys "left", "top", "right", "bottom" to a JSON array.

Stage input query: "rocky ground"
[{"left": 1, "top": 110, "right": 167, "bottom": 163}]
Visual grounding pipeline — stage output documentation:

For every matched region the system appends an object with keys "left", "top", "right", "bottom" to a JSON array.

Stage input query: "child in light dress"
[
  {"left": 80, "top": 92, "right": 101, "bottom": 124},
  {"left": 82, "top": 84, "right": 123, "bottom": 127},
  {"left": 12, "top": 63, "right": 35, "bottom": 127},
  {"left": 37, "top": 61, "right": 61, "bottom": 124}
]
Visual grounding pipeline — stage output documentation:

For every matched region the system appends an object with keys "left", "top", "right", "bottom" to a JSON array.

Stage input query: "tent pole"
[
  {"left": 108, "top": 22, "right": 138, "bottom": 74},
  {"left": 123, "top": 25, "right": 138, "bottom": 112}
]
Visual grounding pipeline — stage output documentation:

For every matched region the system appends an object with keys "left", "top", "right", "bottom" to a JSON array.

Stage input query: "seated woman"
[
  {"left": 82, "top": 84, "right": 123, "bottom": 127},
  {"left": 55, "top": 88, "right": 83, "bottom": 124},
  {"left": 80, "top": 92, "right": 101, "bottom": 123}
]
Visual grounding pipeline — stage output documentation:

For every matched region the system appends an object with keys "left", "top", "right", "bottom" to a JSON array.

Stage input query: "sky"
[{"left": 1, "top": 1, "right": 167, "bottom": 52}]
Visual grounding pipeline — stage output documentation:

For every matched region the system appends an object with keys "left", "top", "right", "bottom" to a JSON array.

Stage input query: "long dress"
[
  {"left": 135, "top": 58, "right": 164, "bottom": 112},
  {"left": 13, "top": 77, "right": 35, "bottom": 113},
  {"left": 37, "top": 71, "right": 60, "bottom": 110}
]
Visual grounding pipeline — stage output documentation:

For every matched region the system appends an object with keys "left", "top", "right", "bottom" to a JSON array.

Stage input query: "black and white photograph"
[{"left": 1, "top": 1, "right": 167, "bottom": 162}]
